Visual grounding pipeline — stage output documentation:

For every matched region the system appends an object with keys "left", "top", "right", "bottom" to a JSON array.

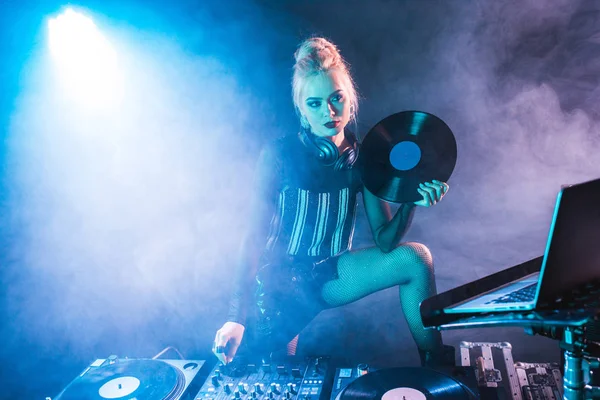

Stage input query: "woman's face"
[{"left": 300, "top": 70, "right": 352, "bottom": 138}]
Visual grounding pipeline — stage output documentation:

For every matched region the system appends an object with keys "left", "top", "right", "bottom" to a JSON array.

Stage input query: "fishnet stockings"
[{"left": 320, "top": 242, "right": 443, "bottom": 353}]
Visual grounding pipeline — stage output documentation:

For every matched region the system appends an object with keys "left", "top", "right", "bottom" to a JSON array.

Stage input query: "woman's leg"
[{"left": 320, "top": 242, "right": 443, "bottom": 354}]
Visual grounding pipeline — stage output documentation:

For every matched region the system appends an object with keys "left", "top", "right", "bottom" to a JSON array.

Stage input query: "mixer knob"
[
  {"left": 291, "top": 368, "right": 302, "bottom": 378},
  {"left": 277, "top": 365, "right": 287, "bottom": 375},
  {"left": 268, "top": 392, "right": 275, "bottom": 400},
  {"left": 211, "top": 375, "right": 220, "bottom": 386},
  {"left": 254, "top": 383, "right": 263, "bottom": 394},
  {"left": 238, "top": 383, "right": 248, "bottom": 394},
  {"left": 251, "top": 391, "right": 258, "bottom": 399},
  {"left": 234, "top": 390, "right": 241, "bottom": 399},
  {"left": 287, "top": 383, "right": 297, "bottom": 394},
  {"left": 224, "top": 384, "right": 233, "bottom": 394},
  {"left": 215, "top": 370, "right": 222, "bottom": 378},
  {"left": 357, "top": 363, "right": 369, "bottom": 376},
  {"left": 270, "top": 383, "right": 280, "bottom": 394},
  {"left": 285, "top": 392, "right": 293, "bottom": 399},
  {"left": 262, "top": 363, "right": 272, "bottom": 372}
]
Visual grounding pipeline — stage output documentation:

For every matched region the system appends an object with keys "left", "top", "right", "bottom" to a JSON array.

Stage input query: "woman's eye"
[
  {"left": 333, "top": 95, "right": 343, "bottom": 102},
  {"left": 308, "top": 101, "right": 321, "bottom": 108}
]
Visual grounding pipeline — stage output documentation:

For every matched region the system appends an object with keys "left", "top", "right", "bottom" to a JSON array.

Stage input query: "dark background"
[{"left": 1, "top": 0, "right": 599, "bottom": 398}]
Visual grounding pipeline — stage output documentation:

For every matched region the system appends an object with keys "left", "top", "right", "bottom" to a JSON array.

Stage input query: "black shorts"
[{"left": 239, "top": 255, "right": 339, "bottom": 357}]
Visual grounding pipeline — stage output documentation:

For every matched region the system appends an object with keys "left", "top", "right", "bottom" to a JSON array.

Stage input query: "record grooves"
[
  {"left": 360, "top": 111, "right": 457, "bottom": 204},
  {"left": 337, "top": 367, "right": 476, "bottom": 400}
]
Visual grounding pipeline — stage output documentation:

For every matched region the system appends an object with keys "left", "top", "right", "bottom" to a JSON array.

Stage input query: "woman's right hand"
[{"left": 213, "top": 322, "right": 245, "bottom": 364}]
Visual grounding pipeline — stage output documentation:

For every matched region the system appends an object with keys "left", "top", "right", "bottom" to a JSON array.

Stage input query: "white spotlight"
[{"left": 48, "top": 8, "right": 121, "bottom": 107}]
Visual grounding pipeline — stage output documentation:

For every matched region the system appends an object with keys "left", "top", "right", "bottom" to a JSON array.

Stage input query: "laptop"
[{"left": 443, "top": 177, "right": 600, "bottom": 314}]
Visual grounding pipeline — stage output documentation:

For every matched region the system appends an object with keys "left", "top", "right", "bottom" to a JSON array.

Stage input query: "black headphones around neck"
[{"left": 298, "top": 126, "right": 359, "bottom": 171}]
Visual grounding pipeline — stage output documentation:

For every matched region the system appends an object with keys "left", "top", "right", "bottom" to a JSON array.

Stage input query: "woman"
[{"left": 213, "top": 37, "right": 453, "bottom": 367}]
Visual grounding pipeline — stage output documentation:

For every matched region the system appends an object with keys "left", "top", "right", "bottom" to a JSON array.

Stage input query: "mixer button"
[
  {"left": 247, "top": 364, "right": 257, "bottom": 372},
  {"left": 291, "top": 368, "right": 302, "bottom": 378},
  {"left": 224, "top": 384, "right": 233, "bottom": 394}
]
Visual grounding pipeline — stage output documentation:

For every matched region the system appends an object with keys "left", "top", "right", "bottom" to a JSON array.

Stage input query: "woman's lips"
[{"left": 324, "top": 121, "right": 340, "bottom": 129}]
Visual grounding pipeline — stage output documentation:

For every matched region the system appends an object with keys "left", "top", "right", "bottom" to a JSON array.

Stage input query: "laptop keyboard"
[{"left": 485, "top": 283, "right": 538, "bottom": 304}]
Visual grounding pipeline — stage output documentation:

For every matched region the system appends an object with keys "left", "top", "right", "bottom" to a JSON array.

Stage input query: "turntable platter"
[
  {"left": 337, "top": 367, "right": 476, "bottom": 400},
  {"left": 56, "top": 359, "right": 185, "bottom": 400}
]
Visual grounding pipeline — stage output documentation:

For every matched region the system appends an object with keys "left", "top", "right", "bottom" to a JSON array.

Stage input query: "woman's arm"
[
  {"left": 362, "top": 180, "right": 449, "bottom": 253},
  {"left": 362, "top": 186, "right": 416, "bottom": 253},
  {"left": 227, "top": 144, "right": 281, "bottom": 325}
]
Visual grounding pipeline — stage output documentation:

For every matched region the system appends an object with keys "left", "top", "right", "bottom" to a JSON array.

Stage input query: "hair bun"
[{"left": 294, "top": 37, "right": 340, "bottom": 64}]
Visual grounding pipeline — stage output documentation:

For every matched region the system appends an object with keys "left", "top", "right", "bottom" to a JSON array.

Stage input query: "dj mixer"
[{"left": 194, "top": 355, "right": 332, "bottom": 400}]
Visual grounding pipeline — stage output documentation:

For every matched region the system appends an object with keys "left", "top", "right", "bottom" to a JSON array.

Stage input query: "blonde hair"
[{"left": 292, "top": 37, "right": 359, "bottom": 123}]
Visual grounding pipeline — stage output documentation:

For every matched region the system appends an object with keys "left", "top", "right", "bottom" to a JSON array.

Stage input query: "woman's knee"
[{"left": 392, "top": 242, "right": 434, "bottom": 276}]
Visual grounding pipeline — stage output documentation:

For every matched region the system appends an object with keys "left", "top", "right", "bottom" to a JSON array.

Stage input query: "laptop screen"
[{"left": 537, "top": 177, "right": 600, "bottom": 305}]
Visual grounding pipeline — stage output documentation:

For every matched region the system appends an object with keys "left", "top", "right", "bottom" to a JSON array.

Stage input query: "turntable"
[
  {"left": 331, "top": 365, "right": 479, "bottom": 400},
  {"left": 53, "top": 356, "right": 211, "bottom": 400}
]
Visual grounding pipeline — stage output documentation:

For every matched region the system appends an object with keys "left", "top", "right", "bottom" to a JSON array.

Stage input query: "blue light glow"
[{"left": 48, "top": 8, "right": 121, "bottom": 107}]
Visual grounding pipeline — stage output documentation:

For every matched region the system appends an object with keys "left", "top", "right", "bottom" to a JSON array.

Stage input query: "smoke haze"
[{"left": 1, "top": 0, "right": 599, "bottom": 398}]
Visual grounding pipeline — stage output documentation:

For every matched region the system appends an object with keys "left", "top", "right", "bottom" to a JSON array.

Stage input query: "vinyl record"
[
  {"left": 56, "top": 359, "right": 185, "bottom": 400},
  {"left": 338, "top": 367, "right": 473, "bottom": 400},
  {"left": 360, "top": 111, "right": 457, "bottom": 203}
]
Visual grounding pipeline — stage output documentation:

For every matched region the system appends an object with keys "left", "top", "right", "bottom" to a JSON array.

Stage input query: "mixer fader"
[{"left": 194, "top": 356, "right": 332, "bottom": 400}]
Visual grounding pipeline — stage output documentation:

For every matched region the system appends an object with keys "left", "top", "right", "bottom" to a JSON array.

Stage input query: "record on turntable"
[
  {"left": 337, "top": 367, "right": 476, "bottom": 400},
  {"left": 55, "top": 358, "right": 204, "bottom": 400},
  {"left": 360, "top": 111, "right": 457, "bottom": 204}
]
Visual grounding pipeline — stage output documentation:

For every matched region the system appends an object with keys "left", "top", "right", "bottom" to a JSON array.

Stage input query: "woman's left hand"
[{"left": 414, "top": 180, "right": 449, "bottom": 207}]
